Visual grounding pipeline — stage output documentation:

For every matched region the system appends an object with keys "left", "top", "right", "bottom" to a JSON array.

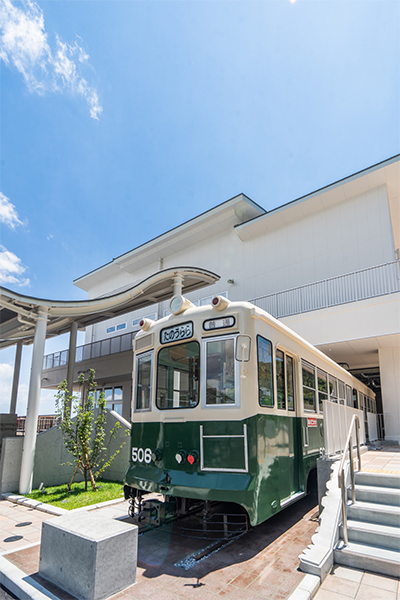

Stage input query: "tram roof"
[{"left": 0, "top": 267, "right": 219, "bottom": 349}]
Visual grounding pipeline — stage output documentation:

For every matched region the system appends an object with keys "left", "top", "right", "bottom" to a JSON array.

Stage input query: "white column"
[
  {"left": 173, "top": 273, "right": 183, "bottom": 296},
  {"left": 67, "top": 321, "right": 78, "bottom": 400},
  {"left": 19, "top": 307, "right": 48, "bottom": 494},
  {"left": 10, "top": 341, "right": 23, "bottom": 414},
  {"left": 379, "top": 347, "right": 400, "bottom": 444}
]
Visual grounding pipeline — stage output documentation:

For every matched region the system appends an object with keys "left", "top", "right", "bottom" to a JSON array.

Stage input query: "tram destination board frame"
[{"left": 160, "top": 321, "right": 193, "bottom": 344}]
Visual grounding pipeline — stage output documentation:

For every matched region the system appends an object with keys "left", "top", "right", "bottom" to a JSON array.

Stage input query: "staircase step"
[
  {"left": 334, "top": 541, "right": 400, "bottom": 577},
  {"left": 347, "top": 500, "right": 400, "bottom": 528},
  {"left": 340, "top": 519, "right": 400, "bottom": 551},
  {"left": 356, "top": 471, "right": 400, "bottom": 489},
  {"left": 349, "top": 484, "right": 400, "bottom": 506}
]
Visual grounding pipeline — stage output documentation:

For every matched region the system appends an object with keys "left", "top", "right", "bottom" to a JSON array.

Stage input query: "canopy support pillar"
[
  {"left": 19, "top": 307, "right": 48, "bottom": 494},
  {"left": 66, "top": 321, "right": 78, "bottom": 408},
  {"left": 10, "top": 341, "right": 23, "bottom": 414}
]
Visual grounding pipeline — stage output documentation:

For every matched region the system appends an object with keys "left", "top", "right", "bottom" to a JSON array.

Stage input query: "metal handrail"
[
  {"left": 338, "top": 414, "right": 361, "bottom": 545},
  {"left": 250, "top": 260, "right": 400, "bottom": 319}
]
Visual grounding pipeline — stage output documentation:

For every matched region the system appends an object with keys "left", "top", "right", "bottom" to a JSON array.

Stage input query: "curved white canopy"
[{"left": 0, "top": 266, "right": 220, "bottom": 348}]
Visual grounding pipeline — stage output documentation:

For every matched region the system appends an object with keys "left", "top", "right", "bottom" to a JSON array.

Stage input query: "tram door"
[{"left": 276, "top": 351, "right": 300, "bottom": 502}]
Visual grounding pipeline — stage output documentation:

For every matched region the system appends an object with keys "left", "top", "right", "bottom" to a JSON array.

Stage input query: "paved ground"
[
  {"left": 315, "top": 565, "right": 400, "bottom": 600},
  {"left": 2, "top": 493, "right": 319, "bottom": 600},
  {"left": 0, "top": 445, "right": 399, "bottom": 600},
  {"left": 313, "top": 445, "right": 400, "bottom": 600}
]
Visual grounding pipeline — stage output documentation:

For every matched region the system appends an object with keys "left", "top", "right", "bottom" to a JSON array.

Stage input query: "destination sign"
[
  {"left": 203, "top": 316, "right": 236, "bottom": 331},
  {"left": 160, "top": 322, "right": 193, "bottom": 344}
]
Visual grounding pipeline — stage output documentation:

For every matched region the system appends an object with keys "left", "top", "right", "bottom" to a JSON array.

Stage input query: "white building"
[{"left": 42, "top": 155, "right": 400, "bottom": 441}]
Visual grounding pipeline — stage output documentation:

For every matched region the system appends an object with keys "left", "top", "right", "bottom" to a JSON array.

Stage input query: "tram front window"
[
  {"left": 156, "top": 341, "right": 200, "bottom": 409},
  {"left": 206, "top": 338, "right": 235, "bottom": 405},
  {"left": 136, "top": 353, "right": 152, "bottom": 411}
]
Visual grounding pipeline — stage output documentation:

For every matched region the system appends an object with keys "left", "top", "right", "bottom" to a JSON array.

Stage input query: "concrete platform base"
[{"left": 39, "top": 512, "right": 137, "bottom": 600}]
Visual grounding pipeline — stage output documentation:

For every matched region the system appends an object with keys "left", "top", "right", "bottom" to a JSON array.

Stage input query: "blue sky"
[{"left": 0, "top": 0, "right": 399, "bottom": 414}]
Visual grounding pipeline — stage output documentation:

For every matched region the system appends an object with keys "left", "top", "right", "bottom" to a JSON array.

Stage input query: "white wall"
[
  {"left": 282, "top": 293, "right": 400, "bottom": 349},
  {"left": 86, "top": 185, "right": 395, "bottom": 346},
  {"left": 379, "top": 346, "right": 400, "bottom": 443}
]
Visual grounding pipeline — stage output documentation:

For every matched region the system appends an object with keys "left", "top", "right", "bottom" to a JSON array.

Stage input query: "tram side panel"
[{"left": 125, "top": 299, "right": 374, "bottom": 528}]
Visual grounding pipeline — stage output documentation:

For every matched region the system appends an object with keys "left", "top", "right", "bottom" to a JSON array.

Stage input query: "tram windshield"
[
  {"left": 205, "top": 338, "right": 235, "bottom": 405},
  {"left": 156, "top": 341, "right": 200, "bottom": 409}
]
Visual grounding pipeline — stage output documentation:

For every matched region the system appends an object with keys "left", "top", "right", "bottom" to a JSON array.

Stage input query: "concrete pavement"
[{"left": 0, "top": 446, "right": 399, "bottom": 600}]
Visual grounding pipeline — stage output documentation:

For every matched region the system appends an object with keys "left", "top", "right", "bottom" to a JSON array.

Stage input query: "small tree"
[{"left": 55, "top": 369, "right": 128, "bottom": 491}]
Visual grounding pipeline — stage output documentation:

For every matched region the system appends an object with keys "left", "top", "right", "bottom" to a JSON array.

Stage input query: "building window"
[{"left": 103, "top": 386, "right": 123, "bottom": 414}]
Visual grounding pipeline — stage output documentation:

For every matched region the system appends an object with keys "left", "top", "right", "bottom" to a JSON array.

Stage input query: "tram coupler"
[{"left": 137, "top": 497, "right": 177, "bottom": 527}]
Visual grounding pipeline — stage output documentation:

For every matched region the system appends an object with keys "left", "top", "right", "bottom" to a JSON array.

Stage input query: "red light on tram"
[
  {"left": 212, "top": 297, "right": 219, "bottom": 306},
  {"left": 139, "top": 319, "right": 145, "bottom": 327},
  {"left": 187, "top": 454, "right": 195, "bottom": 465}
]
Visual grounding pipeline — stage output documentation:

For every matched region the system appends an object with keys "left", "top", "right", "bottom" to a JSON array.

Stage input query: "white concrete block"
[{"left": 39, "top": 512, "right": 137, "bottom": 600}]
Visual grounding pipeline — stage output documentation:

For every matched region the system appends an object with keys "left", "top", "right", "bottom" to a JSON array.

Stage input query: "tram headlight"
[{"left": 169, "top": 295, "right": 194, "bottom": 315}]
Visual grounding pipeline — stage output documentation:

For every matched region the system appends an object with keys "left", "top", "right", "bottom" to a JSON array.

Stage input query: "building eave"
[
  {"left": 74, "top": 193, "right": 265, "bottom": 292},
  {"left": 234, "top": 155, "right": 400, "bottom": 241}
]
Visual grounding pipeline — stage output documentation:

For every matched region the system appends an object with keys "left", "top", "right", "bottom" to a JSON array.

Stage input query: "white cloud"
[
  {"left": 0, "top": 192, "right": 23, "bottom": 228},
  {"left": 0, "top": 0, "right": 102, "bottom": 119},
  {"left": 0, "top": 244, "right": 30, "bottom": 286}
]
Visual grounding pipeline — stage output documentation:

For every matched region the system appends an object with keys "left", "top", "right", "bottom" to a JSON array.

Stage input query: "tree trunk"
[{"left": 68, "top": 463, "right": 79, "bottom": 491}]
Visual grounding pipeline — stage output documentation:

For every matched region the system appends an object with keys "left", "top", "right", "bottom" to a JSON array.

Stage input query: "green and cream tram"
[{"left": 124, "top": 295, "right": 375, "bottom": 527}]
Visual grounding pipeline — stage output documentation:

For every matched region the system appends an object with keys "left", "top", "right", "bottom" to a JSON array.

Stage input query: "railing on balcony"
[
  {"left": 17, "top": 415, "right": 57, "bottom": 435},
  {"left": 43, "top": 331, "right": 136, "bottom": 370},
  {"left": 249, "top": 261, "right": 400, "bottom": 319}
]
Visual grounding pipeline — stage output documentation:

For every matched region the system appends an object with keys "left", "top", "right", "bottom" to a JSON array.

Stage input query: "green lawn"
[{"left": 23, "top": 480, "right": 125, "bottom": 510}]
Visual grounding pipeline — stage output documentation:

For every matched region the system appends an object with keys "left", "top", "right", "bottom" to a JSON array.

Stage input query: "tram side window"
[
  {"left": 338, "top": 380, "right": 345, "bottom": 405},
  {"left": 275, "top": 350, "right": 295, "bottom": 411},
  {"left": 302, "top": 361, "right": 316, "bottom": 412},
  {"left": 206, "top": 338, "right": 235, "bottom": 405},
  {"left": 352, "top": 388, "right": 358, "bottom": 409},
  {"left": 136, "top": 353, "right": 152, "bottom": 411},
  {"left": 257, "top": 336, "right": 274, "bottom": 407},
  {"left": 329, "top": 376, "right": 338, "bottom": 403},
  {"left": 276, "top": 350, "right": 285, "bottom": 409},
  {"left": 317, "top": 369, "right": 328, "bottom": 413},
  {"left": 156, "top": 342, "right": 200, "bottom": 409},
  {"left": 346, "top": 385, "right": 352, "bottom": 407},
  {"left": 286, "top": 355, "right": 295, "bottom": 411}
]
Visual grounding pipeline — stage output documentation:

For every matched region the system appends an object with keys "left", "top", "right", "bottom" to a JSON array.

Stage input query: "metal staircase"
[{"left": 335, "top": 462, "right": 400, "bottom": 577}]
